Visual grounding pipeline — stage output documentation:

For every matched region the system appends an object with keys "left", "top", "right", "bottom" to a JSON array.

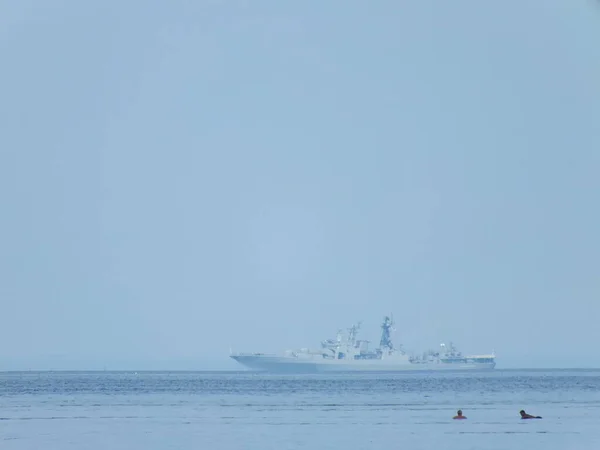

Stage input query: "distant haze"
[{"left": 1, "top": 1, "right": 599, "bottom": 371}]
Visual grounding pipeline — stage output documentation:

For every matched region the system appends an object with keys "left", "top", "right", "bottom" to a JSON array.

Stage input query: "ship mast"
[
  {"left": 347, "top": 322, "right": 361, "bottom": 347},
  {"left": 379, "top": 315, "right": 395, "bottom": 351}
]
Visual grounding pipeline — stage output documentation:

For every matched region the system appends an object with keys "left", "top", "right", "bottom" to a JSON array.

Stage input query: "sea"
[{"left": 1, "top": 369, "right": 599, "bottom": 449}]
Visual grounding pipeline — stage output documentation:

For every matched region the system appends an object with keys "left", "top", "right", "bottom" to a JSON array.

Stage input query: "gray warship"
[{"left": 230, "top": 315, "right": 496, "bottom": 373}]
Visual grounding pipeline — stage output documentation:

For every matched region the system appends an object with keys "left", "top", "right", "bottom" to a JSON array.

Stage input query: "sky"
[{"left": 1, "top": 0, "right": 599, "bottom": 371}]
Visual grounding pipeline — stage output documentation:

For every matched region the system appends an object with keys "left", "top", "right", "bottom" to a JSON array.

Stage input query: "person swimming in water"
[
  {"left": 520, "top": 410, "right": 542, "bottom": 419},
  {"left": 453, "top": 409, "right": 467, "bottom": 419}
]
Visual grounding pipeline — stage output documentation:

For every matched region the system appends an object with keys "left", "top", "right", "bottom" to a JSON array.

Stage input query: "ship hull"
[{"left": 230, "top": 354, "right": 496, "bottom": 373}]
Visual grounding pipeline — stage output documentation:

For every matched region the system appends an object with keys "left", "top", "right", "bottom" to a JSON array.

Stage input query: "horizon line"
[{"left": 2, "top": 367, "right": 600, "bottom": 374}]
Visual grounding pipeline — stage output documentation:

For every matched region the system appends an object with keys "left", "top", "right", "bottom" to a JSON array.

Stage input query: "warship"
[{"left": 230, "top": 315, "right": 496, "bottom": 372}]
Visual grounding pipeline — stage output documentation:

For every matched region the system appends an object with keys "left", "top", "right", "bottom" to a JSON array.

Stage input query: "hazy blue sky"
[{"left": 1, "top": 1, "right": 599, "bottom": 370}]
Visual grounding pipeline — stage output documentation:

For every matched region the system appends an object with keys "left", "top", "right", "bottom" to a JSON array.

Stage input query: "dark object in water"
[{"left": 520, "top": 410, "right": 542, "bottom": 419}]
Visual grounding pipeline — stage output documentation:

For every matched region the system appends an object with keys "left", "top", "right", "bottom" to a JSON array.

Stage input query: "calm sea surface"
[{"left": 1, "top": 370, "right": 599, "bottom": 449}]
